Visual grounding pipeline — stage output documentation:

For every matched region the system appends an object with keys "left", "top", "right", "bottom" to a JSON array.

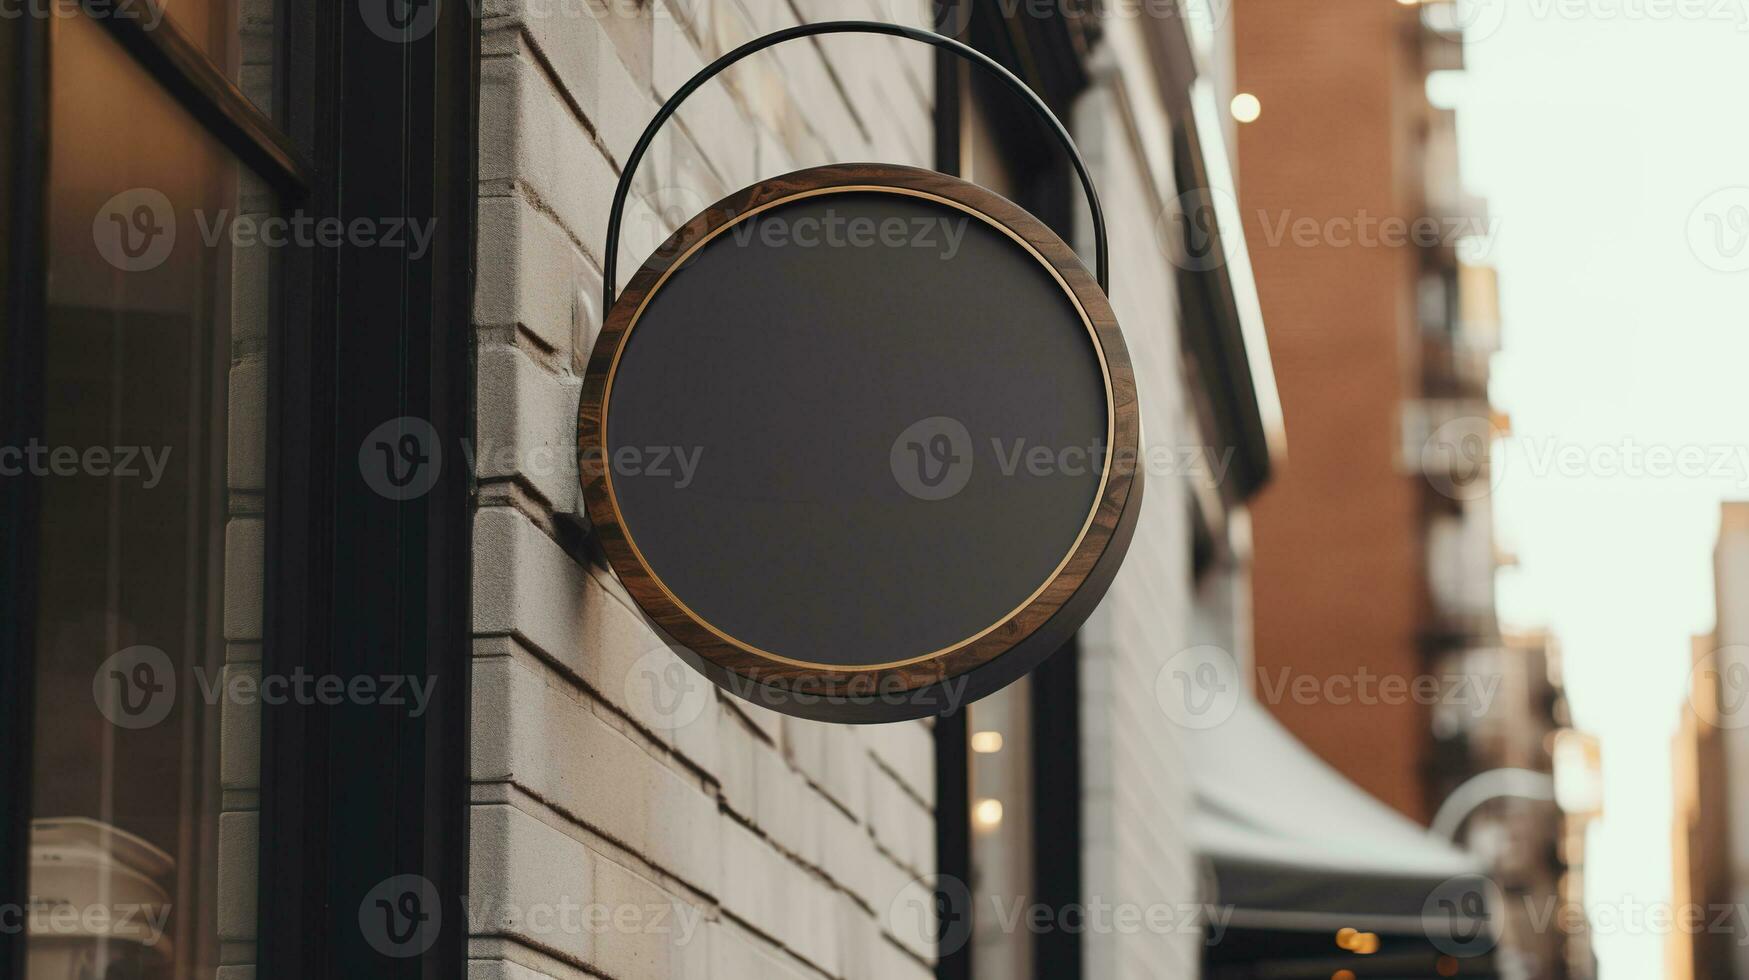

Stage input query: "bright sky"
[{"left": 1447, "top": 5, "right": 1749, "bottom": 977}]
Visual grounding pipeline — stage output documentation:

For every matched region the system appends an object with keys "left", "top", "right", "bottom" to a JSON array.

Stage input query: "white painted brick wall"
[
  {"left": 472, "top": 3, "right": 938, "bottom": 978},
  {"left": 1073, "top": 49, "right": 1209, "bottom": 980}
]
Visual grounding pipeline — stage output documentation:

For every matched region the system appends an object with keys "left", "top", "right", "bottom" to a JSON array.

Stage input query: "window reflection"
[
  {"left": 29, "top": 11, "right": 269, "bottom": 979},
  {"left": 151, "top": 0, "right": 278, "bottom": 120}
]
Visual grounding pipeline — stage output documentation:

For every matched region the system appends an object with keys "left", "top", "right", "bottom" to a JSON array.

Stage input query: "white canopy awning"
[{"left": 1186, "top": 696, "right": 1491, "bottom": 938}]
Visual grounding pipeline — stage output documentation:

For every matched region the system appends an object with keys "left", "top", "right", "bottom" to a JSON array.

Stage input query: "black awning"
[{"left": 1187, "top": 697, "right": 1502, "bottom": 976}]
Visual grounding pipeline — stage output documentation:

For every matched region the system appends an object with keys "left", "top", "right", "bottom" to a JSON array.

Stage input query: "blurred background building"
[
  {"left": 1671, "top": 631, "right": 1734, "bottom": 980},
  {"left": 1231, "top": 1, "right": 1595, "bottom": 977},
  {"left": 1671, "top": 502, "right": 1749, "bottom": 980},
  {"left": 1439, "top": 632, "right": 1599, "bottom": 980},
  {"left": 1234, "top": 0, "right": 1498, "bottom": 825}
]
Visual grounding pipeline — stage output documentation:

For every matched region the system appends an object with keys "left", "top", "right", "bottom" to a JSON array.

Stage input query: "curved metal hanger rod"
[{"left": 601, "top": 19, "right": 1111, "bottom": 313}]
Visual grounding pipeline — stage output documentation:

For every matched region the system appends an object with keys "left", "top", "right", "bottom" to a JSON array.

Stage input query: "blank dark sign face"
[{"left": 604, "top": 189, "right": 1110, "bottom": 669}]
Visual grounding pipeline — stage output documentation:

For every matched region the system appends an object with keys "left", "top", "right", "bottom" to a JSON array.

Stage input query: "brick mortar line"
[
  {"left": 783, "top": 1, "right": 873, "bottom": 147},
  {"left": 472, "top": 508, "right": 936, "bottom": 877},
  {"left": 712, "top": 797, "right": 887, "bottom": 924},
  {"left": 477, "top": 474, "right": 564, "bottom": 531},
  {"left": 467, "top": 931, "right": 617, "bottom": 980},
  {"left": 470, "top": 791, "right": 843, "bottom": 980},
  {"left": 478, "top": 174, "right": 601, "bottom": 271},
  {"left": 473, "top": 490, "right": 597, "bottom": 572},
  {"left": 471, "top": 631, "right": 721, "bottom": 792},
  {"left": 473, "top": 323, "right": 574, "bottom": 376},
  {"left": 471, "top": 788, "right": 718, "bottom": 909},
  {"left": 493, "top": 12, "right": 739, "bottom": 230},
  {"left": 485, "top": 634, "right": 922, "bottom": 911},
  {"left": 467, "top": 941, "right": 614, "bottom": 980},
  {"left": 489, "top": 25, "right": 625, "bottom": 174},
  {"left": 474, "top": 645, "right": 919, "bottom": 932},
  {"left": 865, "top": 750, "right": 932, "bottom": 815}
]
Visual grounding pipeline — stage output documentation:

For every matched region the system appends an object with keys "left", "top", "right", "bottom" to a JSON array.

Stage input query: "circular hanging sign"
[{"left": 579, "top": 163, "right": 1141, "bottom": 722}]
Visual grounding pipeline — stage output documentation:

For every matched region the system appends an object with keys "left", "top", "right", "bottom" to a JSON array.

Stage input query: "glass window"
[
  {"left": 968, "top": 675, "right": 1036, "bottom": 978},
  {"left": 151, "top": 0, "right": 279, "bottom": 120},
  {"left": 27, "top": 10, "right": 271, "bottom": 978}
]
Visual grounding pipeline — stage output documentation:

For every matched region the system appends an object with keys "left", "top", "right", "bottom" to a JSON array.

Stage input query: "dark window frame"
[
  {"left": 933, "top": 5, "right": 1089, "bottom": 979},
  {"left": 0, "top": 1, "right": 477, "bottom": 976}
]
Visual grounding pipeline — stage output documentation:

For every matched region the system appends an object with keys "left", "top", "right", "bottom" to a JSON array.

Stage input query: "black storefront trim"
[
  {"left": 258, "top": 0, "right": 477, "bottom": 976},
  {"left": 931, "top": 5, "right": 974, "bottom": 978},
  {"left": 0, "top": 7, "right": 50, "bottom": 977}
]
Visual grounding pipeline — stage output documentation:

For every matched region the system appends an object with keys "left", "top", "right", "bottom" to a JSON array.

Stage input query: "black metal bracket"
[{"left": 601, "top": 19, "right": 1111, "bottom": 312}]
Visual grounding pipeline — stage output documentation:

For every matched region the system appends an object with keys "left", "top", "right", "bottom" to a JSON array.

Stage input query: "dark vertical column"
[
  {"left": 0, "top": 9, "right": 49, "bottom": 978},
  {"left": 1030, "top": 640, "right": 1083, "bottom": 979},
  {"left": 258, "top": 0, "right": 476, "bottom": 976},
  {"left": 932, "top": 6, "right": 973, "bottom": 980}
]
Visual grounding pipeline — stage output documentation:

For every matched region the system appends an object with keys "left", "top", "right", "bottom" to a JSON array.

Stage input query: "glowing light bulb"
[{"left": 1230, "top": 93, "right": 1262, "bottom": 124}]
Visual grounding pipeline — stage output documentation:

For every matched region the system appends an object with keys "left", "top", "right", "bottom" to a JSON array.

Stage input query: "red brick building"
[{"left": 1235, "top": 0, "right": 1479, "bottom": 823}]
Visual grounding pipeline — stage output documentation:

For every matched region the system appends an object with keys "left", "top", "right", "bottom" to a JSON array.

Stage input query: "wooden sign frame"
[{"left": 578, "top": 163, "right": 1142, "bottom": 722}]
